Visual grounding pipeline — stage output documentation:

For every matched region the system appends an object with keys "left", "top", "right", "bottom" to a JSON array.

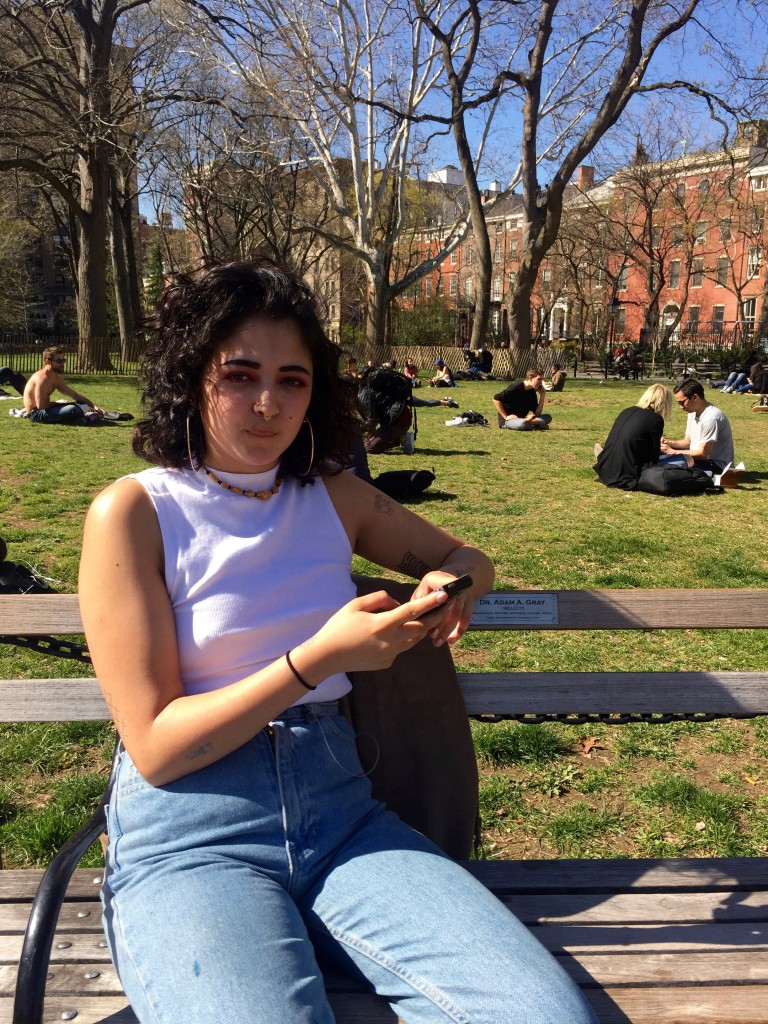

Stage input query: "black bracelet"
[{"left": 285, "top": 649, "right": 317, "bottom": 691}]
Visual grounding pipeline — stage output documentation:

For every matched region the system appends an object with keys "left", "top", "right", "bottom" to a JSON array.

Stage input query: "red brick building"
[{"left": 409, "top": 122, "right": 768, "bottom": 359}]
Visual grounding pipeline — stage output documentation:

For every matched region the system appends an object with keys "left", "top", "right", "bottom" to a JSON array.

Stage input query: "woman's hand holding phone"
[{"left": 408, "top": 572, "right": 475, "bottom": 647}]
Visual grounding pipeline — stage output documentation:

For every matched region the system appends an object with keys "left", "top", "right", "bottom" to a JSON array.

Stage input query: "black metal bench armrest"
[{"left": 13, "top": 739, "right": 120, "bottom": 1024}]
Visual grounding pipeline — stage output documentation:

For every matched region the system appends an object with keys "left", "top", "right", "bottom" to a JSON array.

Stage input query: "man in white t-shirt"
[{"left": 660, "top": 378, "right": 735, "bottom": 472}]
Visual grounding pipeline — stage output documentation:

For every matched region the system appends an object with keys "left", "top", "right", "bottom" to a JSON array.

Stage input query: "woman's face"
[{"left": 200, "top": 316, "right": 313, "bottom": 474}]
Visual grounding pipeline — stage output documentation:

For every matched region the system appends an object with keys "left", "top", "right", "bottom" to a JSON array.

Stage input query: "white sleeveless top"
[{"left": 127, "top": 465, "right": 356, "bottom": 704}]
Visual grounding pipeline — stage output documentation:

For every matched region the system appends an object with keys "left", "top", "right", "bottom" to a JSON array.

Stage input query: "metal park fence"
[{"left": 0, "top": 335, "right": 138, "bottom": 376}]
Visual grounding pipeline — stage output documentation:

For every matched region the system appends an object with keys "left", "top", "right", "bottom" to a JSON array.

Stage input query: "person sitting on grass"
[
  {"left": 429, "top": 358, "right": 456, "bottom": 387},
  {"left": 659, "top": 378, "right": 735, "bottom": 473},
  {"left": 493, "top": 369, "right": 552, "bottom": 430},
  {"left": 403, "top": 358, "right": 421, "bottom": 387},
  {"left": 543, "top": 363, "right": 566, "bottom": 392},
  {"left": 23, "top": 347, "right": 104, "bottom": 425},
  {"left": 593, "top": 383, "right": 674, "bottom": 490}
]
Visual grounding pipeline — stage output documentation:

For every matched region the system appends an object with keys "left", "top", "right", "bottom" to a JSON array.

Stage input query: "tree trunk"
[
  {"left": 77, "top": 154, "right": 114, "bottom": 371},
  {"left": 365, "top": 264, "right": 389, "bottom": 354},
  {"left": 110, "top": 177, "right": 133, "bottom": 361}
]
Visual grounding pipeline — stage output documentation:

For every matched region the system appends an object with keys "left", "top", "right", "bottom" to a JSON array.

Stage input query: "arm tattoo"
[
  {"left": 186, "top": 742, "right": 213, "bottom": 761},
  {"left": 102, "top": 691, "right": 126, "bottom": 736},
  {"left": 374, "top": 493, "right": 394, "bottom": 515},
  {"left": 398, "top": 550, "right": 431, "bottom": 580}
]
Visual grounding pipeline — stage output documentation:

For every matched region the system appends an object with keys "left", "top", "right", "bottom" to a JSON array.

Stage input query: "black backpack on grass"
[
  {"left": 0, "top": 537, "right": 56, "bottom": 594},
  {"left": 637, "top": 464, "right": 718, "bottom": 497}
]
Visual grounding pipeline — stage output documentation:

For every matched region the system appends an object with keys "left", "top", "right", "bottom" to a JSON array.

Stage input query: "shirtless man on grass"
[{"left": 23, "top": 348, "right": 104, "bottom": 425}]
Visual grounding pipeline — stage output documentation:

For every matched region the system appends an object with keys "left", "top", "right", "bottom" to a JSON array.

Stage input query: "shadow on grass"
[{"left": 409, "top": 448, "right": 490, "bottom": 457}]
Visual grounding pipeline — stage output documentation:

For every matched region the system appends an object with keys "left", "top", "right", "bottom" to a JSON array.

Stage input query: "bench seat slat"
[
  {"left": 538, "top": 922, "right": 768, "bottom": 954},
  {"left": 586, "top": 987, "right": 768, "bottom": 1024},
  {"left": 502, "top": 890, "right": 768, "bottom": 925},
  {"left": 2, "top": 988, "right": 768, "bottom": 1024},
  {"left": 5, "top": 948, "right": 768, "bottom": 999},
  {"left": 466, "top": 856, "right": 768, "bottom": 893},
  {"left": 5, "top": 858, "right": 766, "bottom": 901}
]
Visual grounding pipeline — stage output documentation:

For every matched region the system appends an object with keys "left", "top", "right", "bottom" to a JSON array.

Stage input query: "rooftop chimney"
[{"left": 576, "top": 165, "right": 595, "bottom": 190}]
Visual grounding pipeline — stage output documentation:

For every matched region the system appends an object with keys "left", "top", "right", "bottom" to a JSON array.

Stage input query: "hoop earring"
[
  {"left": 186, "top": 413, "right": 200, "bottom": 471},
  {"left": 301, "top": 418, "right": 315, "bottom": 476}
]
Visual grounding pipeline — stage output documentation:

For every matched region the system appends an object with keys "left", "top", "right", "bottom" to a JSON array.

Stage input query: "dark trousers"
[{"left": 0, "top": 367, "right": 27, "bottom": 397}]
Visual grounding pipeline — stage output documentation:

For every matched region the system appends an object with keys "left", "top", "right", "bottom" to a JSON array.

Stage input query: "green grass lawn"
[{"left": 0, "top": 372, "right": 766, "bottom": 865}]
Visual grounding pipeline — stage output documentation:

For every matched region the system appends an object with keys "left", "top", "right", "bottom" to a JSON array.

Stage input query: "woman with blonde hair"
[{"left": 594, "top": 383, "right": 674, "bottom": 489}]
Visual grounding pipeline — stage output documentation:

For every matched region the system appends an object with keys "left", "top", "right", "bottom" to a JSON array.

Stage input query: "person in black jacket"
[{"left": 593, "top": 384, "right": 674, "bottom": 490}]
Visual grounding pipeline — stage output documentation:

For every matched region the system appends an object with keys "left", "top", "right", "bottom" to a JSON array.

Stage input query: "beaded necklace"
[{"left": 204, "top": 467, "right": 283, "bottom": 501}]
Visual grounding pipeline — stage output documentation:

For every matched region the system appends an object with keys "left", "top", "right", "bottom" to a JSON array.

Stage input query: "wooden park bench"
[
  {"left": 1, "top": 588, "right": 767, "bottom": 1024},
  {"left": 573, "top": 359, "right": 648, "bottom": 381},
  {"left": 670, "top": 359, "right": 721, "bottom": 381}
]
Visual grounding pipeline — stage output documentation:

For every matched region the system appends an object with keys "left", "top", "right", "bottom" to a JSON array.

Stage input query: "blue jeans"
[
  {"left": 28, "top": 404, "right": 86, "bottom": 425},
  {"left": 103, "top": 702, "right": 595, "bottom": 1024},
  {"left": 500, "top": 413, "right": 552, "bottom": 430},
  {"left": 657, "top": 454, "right": 722, "bottom": 473}
]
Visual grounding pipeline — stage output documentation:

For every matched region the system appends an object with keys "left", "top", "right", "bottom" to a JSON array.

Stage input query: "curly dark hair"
[{"left": 133, "top": 260, "right": 362, "bottom": 479}]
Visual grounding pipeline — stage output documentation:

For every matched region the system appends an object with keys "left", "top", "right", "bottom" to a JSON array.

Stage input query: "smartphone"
[
  {"left": 413, "top": 574, "right": 473, "bottom": 618},
  {"left": 439, "top": 574, "right": 473, "bottom": 599}
]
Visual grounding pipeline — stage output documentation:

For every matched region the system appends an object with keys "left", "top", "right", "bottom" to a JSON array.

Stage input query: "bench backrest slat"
[
  {"left": 1, "top": 590, "right": 766, "bottom": 636},
  {"left": 468, "top": 590, "right": 767, "bottom": 630}
]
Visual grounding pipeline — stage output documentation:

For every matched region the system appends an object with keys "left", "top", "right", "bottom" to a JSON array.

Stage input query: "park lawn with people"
[{"left": 0, "top": 372, "right": 766, "bottom": 866}]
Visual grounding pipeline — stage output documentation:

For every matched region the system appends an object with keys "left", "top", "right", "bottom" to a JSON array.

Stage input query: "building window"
[
  {"left": 508, "top": 238, "right": 518, "bottom": 256},
  {"left": 716, "top": 257, "right": 729, "bottom": 287},
  {"left": 617, "top": 266, "right": 628, "bottom": 290},
  {"left": 687, "top": 306, "right": 700, "bottom": 336},
  {"left": 720, "top": 219, "right": 731, "bottom": 242},
  {"left": 695, "top": 221, "right": 707, "bottom": 244},
  {"left": 671, "top": 223, "right": 683, "bottom": 246},
  {"left": 692, "top": 258, "right": 704, "bottom": 287},
  {"left": 748, "top": 247, "right": 761, "bottom": 278},
  {"left": 712, "top": 306, "right": 725, "bottom": 335},
  {"left": 436, "top": 275, "right": 444, "bottom": 294},
  {"left": 651, "top": 226, "right": 661, "bottom": 248},
  {"left": 676, "top": 182, "right": 686, "bottom": 201},
  {"left": 742, "top": 297, "right": 756, "bottom": 327},
  {"left": 752, "top": 205, "right": 765, "bottom": 233},
  {"left": 492, "top": 309, "right": 501, "bottom": 332},
  {"left": 494, "top": 239, "right": 502, "bottom": 260},
  {"left": 449, "top": 273, "right": 458, "bottom": 296},
  {"left": 698, "top": 178, "right": 709, "bottom": 199},
  {"left": 450, "top": 249, "right": 458, "bottom": 265},
  {"left": 466, "top": 244, "right": 473, "bottom": 265},
  {"left": 668, "top": 260, "right": 681, "bottom": 289},
  {"left": 508, "top": 271, "right": 516, "bottom": 289},
  {"left": 614, "top": 307, "right": 625, "bottom": 337},
  {"left": 492, "top": 275, "right": 501, "bottom": 300},
  {"left": 424, "top": 277, "right": 432, "bottom": 296},
  {"left": 751, "top": 175, "right": 768, "bottom": 191},
  {"left": 464, "top": 278, "right": 473, "bottom": 299}
]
